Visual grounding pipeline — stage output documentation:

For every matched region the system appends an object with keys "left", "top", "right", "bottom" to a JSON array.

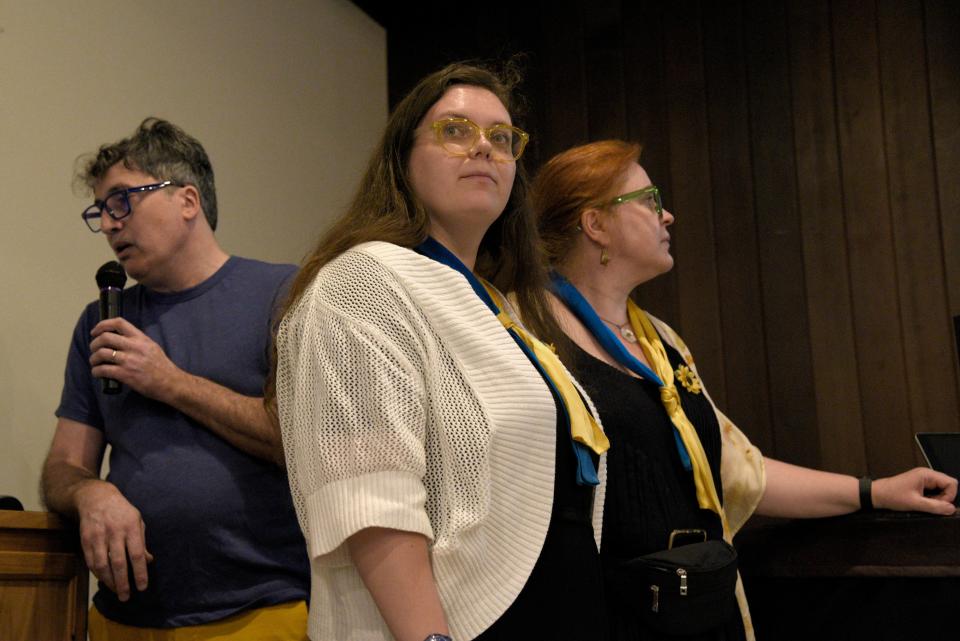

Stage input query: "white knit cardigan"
[{"left": 276, "top": 241, "right": 607, "bottom": 641}]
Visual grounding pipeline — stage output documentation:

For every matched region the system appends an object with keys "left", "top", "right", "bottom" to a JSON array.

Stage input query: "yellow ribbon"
[
  {"left": 484, "top": 284, "right": 609, "bottom": 456},
  {"left": 628, "top": 301, "right": 727, "bottom": 526}
]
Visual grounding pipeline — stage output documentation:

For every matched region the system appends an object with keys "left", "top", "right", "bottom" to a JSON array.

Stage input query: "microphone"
[{"left": 96, "top": 261, "right": 127, "bottom": 394}]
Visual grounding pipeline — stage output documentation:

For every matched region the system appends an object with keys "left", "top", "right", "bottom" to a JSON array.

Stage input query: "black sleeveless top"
[
  {"left": 567, "top": 339, "right": 745, "bottom": 641},
  {"left": 474, "top": 393, "right": 607, "bottom": 640}
]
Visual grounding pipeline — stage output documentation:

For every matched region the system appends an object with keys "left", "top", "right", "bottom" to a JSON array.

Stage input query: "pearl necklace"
[{"left": 599, "top": 316, "right": 638, "bottom": 343}]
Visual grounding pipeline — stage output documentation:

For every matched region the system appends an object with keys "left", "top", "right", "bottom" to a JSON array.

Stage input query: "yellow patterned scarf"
[{"left": 628, "top": 300, "right": 727, "bottom": 526}]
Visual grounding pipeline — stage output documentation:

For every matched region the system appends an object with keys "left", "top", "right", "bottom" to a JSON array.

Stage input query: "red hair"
[{"left": 531, "top": 140, "right": 641, "bottom": 266}]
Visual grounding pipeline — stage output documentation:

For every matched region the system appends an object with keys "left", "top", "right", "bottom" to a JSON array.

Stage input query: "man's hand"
[
  {"left": 88, "top": 317, "right": 283, "bottom": 463},
  {"left": 89, "top": 317, "right": 184, "bottom": 404},
  {"left": 42, "top": 418, "right": 156, "bottom": 605},
  {"left": 74, "top": 480, "right": 154, "bottom": 602}
]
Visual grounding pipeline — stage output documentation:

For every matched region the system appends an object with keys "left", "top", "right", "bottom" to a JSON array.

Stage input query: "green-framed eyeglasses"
[
  {"left": 608, "top": 185, "right": 663, "bottom": 218},
  {"left": 430, "top": 117, "right": 530, "bottom": 162}
]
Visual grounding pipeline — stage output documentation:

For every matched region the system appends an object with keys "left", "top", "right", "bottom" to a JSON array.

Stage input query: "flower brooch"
[{"left": 675, "top": 364, "right": 702, "bottom": 394}]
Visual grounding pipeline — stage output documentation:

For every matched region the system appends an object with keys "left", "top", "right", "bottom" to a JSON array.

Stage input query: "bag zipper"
[{"left": 649, "top": 567, "right": 689, "bottom": 612}]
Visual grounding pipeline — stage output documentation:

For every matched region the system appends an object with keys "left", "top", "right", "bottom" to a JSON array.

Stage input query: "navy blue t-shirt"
[{"left": 56, "top": 256, "right": 309, "bottom": 627}]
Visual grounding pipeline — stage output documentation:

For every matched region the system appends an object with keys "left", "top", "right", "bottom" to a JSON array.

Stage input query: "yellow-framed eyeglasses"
[{"left": 430, "top": 117, "right": 530, "bottom": 162}]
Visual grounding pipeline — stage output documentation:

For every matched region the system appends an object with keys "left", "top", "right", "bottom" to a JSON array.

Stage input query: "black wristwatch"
[
  {"left": 858, "top": 475, "right": 874, "bottom": 511},
  {"left": 422, "top": 635, "right": 453, "bottom": 641}
]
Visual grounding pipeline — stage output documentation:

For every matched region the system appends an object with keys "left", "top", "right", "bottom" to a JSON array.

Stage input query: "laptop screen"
[{"left": 915, "top": 432, "right": 960, "bottom": 506}]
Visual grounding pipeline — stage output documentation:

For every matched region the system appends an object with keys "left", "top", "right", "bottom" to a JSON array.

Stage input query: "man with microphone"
[{"left": 41, "top": 118, "right": 309, "bottom": 640}]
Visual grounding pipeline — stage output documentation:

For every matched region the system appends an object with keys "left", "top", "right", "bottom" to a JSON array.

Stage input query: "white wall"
[{"left": 0, "top": 0, "right": 386, "bottom": 510}]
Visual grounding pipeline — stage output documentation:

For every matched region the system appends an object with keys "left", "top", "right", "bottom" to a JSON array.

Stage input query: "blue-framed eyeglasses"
[
  {"left": 81, "top": 180, "right": 182, "bottom": 232},
  {"left": 608, "top": 185, "right": 663, "bottom": 219}
]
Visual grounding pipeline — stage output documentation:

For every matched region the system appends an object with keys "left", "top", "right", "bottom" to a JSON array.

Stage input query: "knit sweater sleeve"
[{"left": 276, "top": 250, "right": 434, "bottom": 564}]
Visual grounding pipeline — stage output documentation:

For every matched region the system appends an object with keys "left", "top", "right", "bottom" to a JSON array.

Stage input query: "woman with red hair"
[{"left": 528, "top": 140, "right": 958, "bottom": 641}]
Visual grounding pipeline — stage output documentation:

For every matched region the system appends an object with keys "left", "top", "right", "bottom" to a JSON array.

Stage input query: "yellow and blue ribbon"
[
  {"left": 416, "top": 239, "right": 607, "bottom": 485},
  {"left": 550, "top": 272, "right": 724, "bottom": 517}
]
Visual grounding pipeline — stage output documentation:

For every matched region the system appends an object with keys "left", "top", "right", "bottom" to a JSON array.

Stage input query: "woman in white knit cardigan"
[{"left": 267, "top": 62, "right": 610, "bottom": 641}]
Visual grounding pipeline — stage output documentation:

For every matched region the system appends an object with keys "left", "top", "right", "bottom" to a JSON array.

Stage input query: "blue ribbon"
[{"left": 549, "top": 271, "right": 692, "bottom": 471}]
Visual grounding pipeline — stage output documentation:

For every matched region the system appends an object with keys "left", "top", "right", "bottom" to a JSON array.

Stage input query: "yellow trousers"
[{"left": 88, "top": 601, "right": 308, "bottom": 641}]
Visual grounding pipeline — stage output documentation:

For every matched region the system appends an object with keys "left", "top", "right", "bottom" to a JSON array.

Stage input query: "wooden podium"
[
  {"left": 0, "top": 510, "right": 88, "bottom": 641},
  {"left": 738, "top": 512, "right": 960, "bottom": 640}
]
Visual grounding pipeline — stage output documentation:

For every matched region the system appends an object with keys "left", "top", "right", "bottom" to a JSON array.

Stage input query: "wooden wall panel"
[
  {"left": 877, "top": 0, "right": 960, "bottom": 453},
  {"left": 536, "top": 0, "right": 589, "bottom": 161},
  {"left": 925, "top": 0, "right": 960, "bottom": 327},
  {"left": 701, "top": 0, "right": 773, "bottom": 451},
  {"left": 786, "top": 0, "right": 867, "bottom": 474},
  {"left": 662, "top": 0, "right": 728, "bottom": 406},
  {"left": 744, "top": 0, "right": 821, "bottom": 467},
  {"left": 621, "top": 1, "right": 680, "bottom": 326},
  {"left": 582, "top": 1, "right": 628, "bottom": 142},
  {"left": 832, "top": 0, "right": 914, "bottom": 476}
]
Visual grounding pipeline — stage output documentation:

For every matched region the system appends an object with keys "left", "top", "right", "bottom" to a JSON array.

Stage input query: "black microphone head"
[{"left": 96, "top": 261, "right": 127, "bottom": 290}]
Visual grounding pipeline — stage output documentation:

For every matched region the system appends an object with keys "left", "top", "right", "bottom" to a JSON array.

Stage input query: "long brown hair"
[{"left": 265, "top": 61, "right": 561, "bottom": 421}]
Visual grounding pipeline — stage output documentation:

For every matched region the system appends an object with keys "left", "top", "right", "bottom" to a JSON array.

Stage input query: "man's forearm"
[
  {"left": 87, "top": 317, "right": 283, "bottom": 464},
  {"left": 42, "top": 460, "right": 103, "bottom": 519},
  {"left": 160, "top": 371, "right": 282, "bottom": 464}
]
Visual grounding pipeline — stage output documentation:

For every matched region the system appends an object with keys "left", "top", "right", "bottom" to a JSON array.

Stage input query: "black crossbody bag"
[{"left": 606, "top": 530, "right": 739, "bottom": 635}]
